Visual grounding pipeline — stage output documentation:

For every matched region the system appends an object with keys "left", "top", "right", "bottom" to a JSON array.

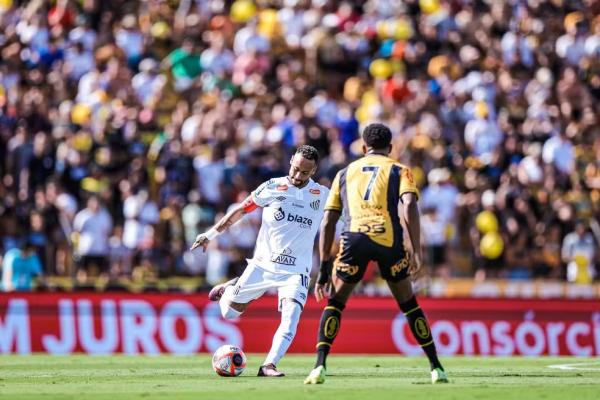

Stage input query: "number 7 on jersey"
[{"left": 361, "top": 166, "right": 380, "bottom": 200}]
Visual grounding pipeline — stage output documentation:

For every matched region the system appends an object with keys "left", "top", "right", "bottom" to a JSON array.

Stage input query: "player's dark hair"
[
  {"left": 295, "top": 145, "right": 319, "bottom": 164},
  {"left": 362, "top": 123, "right": 392, "bottom": 150},
  {"left": 20, "top": 237, "right": 36, "bottom": 251}
]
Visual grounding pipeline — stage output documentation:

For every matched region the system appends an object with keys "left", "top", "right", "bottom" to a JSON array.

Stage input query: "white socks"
[
  {"left": 219, "top": 286, "right": 242, "bottom": 320},
  {"left": 263, "top": 300, "right": 302, "bottom": 366},
  {"left": 219, "top": 290, "right": 303, "bottom": 367}
]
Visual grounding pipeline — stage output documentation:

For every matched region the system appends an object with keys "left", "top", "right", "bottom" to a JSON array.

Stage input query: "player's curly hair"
[
  {"left": 362, "top": 123, "right": 392, "bottom": 150},
  {"left": 295, "top": 145, "right": 319, "bottom": 163}
]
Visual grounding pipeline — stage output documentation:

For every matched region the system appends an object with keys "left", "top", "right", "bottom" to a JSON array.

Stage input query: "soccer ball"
[{"left": 212, "top": 345, "right": 247, "bottom": 377}]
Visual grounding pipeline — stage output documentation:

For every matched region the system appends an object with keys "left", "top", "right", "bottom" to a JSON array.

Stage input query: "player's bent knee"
[
  {"left": 220, "top": 304, "right": 242, "bottom": 320},
  {"left": 218, "top": 286, "right": 248, "bottom": 319},
  {"left": 219, "top": 299, "right": 244, "bottom": 320}
]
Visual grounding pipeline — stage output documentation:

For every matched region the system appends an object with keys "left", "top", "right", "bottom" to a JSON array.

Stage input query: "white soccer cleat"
[
  {"left": 431, "top": 367, "right": 449, "bottom": 384},
  {"left": 303, "top": 365, "right": 326, "bottom": 384}
]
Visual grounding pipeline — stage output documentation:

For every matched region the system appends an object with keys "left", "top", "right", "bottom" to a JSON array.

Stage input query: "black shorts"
[
  {"left": 333, "top": 232, "right": 409, "bottom": 283},
  {"left": 78, "top": 255, "right": 108, "bottom": 272},
  {"left": 428, "top": 244, "right": 446, "bottom": 266}
]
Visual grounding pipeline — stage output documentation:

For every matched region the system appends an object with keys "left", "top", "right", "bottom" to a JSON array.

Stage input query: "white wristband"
[{"left": 204, "top": 228, "right": 220, "bottom": 241}]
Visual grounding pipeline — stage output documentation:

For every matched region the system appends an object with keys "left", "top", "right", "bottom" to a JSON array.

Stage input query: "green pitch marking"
[{"left": 0, "top": 355, "right": 599, "bottom": 400}]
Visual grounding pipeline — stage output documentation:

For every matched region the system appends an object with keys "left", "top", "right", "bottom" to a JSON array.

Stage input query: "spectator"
[
  {"left": 162, "top": 38, "right": 202, "bottom": 92},
  {"left": 464, "top": 102, "right": 503, "bottom": 164},
  {"left": 542, "top": 130, "right": 575, "bottom": 176},
  {"left": 535, "top": 225, "right": 563, "bottom": 279},
  {"left": 193, "top": 147, "right": 225, "bottom": 209},
  {"left": 115, "top": 14, "right": 145, "bottom": 69},
  {"left": 562, "top": 221, "right": 597, "bottom": 284},
  {"left": 63, "top": 41, "right": 95, "bottom": 81},
  {"left": 421, "top": 168, "right": 459, "bottom": 226},
  {"left": 122, "top": 189, "right": 160, "bottom": 254},
  {"left": 73, "top": 196, "right": 113, "bottom": 280},
  {"left": 132, "top": 58, "right": 167, "bottom": 107},
  {"left": 26, "top": 210, "right": 49, "bottom": 272},
  {"left": 1, "top": 239, "right": 43, "bottom": 292},
  {"left": 422, "top": 207, "right": 449, "bottom": 278},
  {"left": 108, "top": 225, "right": 131, "bottom": 278}
]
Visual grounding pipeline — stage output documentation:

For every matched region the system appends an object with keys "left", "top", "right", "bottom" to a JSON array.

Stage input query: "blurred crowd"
[{"left": 1, "top": 0, "right": 599, "bottom": 292}]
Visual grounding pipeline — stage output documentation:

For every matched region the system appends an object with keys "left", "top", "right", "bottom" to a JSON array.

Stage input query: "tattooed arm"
[{"left": 190, "top": 195, "right": 258, "bottom": 252}]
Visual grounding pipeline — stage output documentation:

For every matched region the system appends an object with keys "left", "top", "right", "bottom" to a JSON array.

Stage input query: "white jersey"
[{"left": 248, "top": 177, "right": 329, "bottom": 275}]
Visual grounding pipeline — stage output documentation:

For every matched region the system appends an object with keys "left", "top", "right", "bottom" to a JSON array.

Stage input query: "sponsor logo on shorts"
[
  {"left": 270, "top": 252, "right": 297, "bottom": 266},
  {"left": 310, "top": 199, "right": 320, "bottom": 210},
  {"left": 336, "top": 263, "right": 360, "bottom": 276},
  {"left": 390, "top": 256, "right": 409, "bottom": 277}
]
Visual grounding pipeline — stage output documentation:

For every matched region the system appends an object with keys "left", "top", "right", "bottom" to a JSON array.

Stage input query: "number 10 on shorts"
[{"left": 300, "top": 275, "right": 309, "bottom": 289}]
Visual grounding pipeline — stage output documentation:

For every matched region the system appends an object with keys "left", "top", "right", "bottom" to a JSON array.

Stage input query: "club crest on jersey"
[
  {"left": 310, "top": 200, "right": 320, "bottom": 211},
  {"left": 274, "top": 207, "right": 285, "bottom": 221},
  {"left": 309, "top": 188, "right": 320, "bottom": 195},
  {"left": 276, "top": 185, "right": 289, "bottom": 191},
  {"left": 403, "top": 168, "right": 414, "bottom": 184}
]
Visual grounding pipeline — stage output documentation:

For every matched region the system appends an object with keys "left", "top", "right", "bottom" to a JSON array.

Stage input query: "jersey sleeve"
[
  {"left": 30, "top": 255, "right": 42, "bottom": 276},
  {"left": 251, "top": 179, "right": 275, "bottom": 208},
  {"left": 324, "top": 172, "right": 343, "bottom": 211},
  {"left": 399, "top": 167, "right": 419, "bottom": 200}
]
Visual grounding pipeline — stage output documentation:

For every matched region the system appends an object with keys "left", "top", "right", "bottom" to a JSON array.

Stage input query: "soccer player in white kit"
[{"left": 191, "top": 145, "right": 328, "bottom": 377}]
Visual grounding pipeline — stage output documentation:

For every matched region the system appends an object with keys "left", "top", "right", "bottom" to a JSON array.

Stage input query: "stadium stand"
[{"left": 0, "top": 0, "right": 598, "bottom": 293}]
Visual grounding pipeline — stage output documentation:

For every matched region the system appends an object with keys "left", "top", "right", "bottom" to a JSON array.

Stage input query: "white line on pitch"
[{"left": 548, "top": 362, "right": 600, "bottom": 371}]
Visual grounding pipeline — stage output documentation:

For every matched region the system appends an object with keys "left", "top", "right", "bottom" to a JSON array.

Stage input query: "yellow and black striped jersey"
[{"left": 325, "top": 154, "right": 418, "bottom": 247}]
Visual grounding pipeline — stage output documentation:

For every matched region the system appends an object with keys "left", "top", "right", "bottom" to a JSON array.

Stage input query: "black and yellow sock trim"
[{"left": 403, "top": 306, "right": 421, "bottom": 316}]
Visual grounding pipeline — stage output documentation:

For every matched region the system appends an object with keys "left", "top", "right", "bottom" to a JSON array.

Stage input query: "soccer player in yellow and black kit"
[{"left": 304, "top": 123, "right": 448, "bottom": 385}]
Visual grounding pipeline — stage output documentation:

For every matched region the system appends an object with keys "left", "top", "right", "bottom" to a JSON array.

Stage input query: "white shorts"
[{"left": 226, "top": 264, "right": 309, "bottom": 310}]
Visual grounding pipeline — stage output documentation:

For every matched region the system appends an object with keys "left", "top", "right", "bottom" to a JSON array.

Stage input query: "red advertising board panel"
[{"left": 1, "top": 293, "right": 599, "bottom": 356}]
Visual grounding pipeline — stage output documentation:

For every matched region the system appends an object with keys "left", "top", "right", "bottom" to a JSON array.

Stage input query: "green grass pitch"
[{"left": 1, "top": 355, "right": 599, "bottom": 400}]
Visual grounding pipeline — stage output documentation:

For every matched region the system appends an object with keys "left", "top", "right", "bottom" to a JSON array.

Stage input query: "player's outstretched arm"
[
  {"left": 190, "top": 195, "right": 257, "bottom": 252},
  {"left": 401, "top": 192, "right": 423, "bottom": 276},
  {"left": 315, "top": 209, "right": 341, "bottom": 301}
]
